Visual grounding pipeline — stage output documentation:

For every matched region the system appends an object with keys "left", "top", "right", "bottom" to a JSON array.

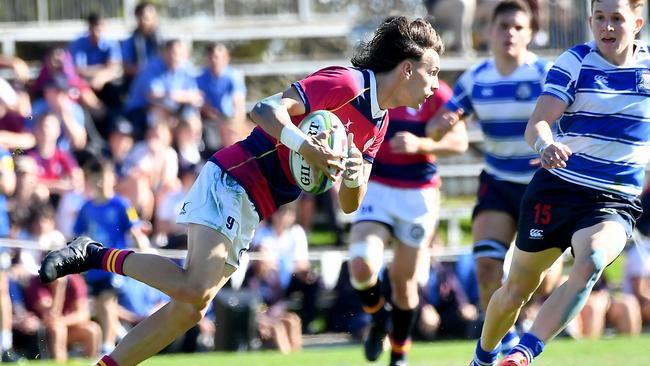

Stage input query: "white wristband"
[
  {"left": 534, "top": 137, "right": 553, "bottom": 155},
  {"left": 343, "top": 167, "right": 364, "bottom": 188},
  {"left": 280, "top": 123, "right": 307, "bottom": 152}
]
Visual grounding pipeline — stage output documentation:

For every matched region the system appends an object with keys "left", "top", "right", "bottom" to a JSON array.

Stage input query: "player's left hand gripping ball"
[{"left": 343, "top": 133, "right": 364, "bottom": 188}]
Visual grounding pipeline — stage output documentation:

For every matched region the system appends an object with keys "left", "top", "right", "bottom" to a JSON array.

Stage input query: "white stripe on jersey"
[
  {"left": 558, "top": 134, "right": 650, "bottom": 166},
  {"left": 544, "top": 40, "right": 650, "bottom": 196},
  {"left": 449, "top": 52, "right": 551, "bottom": 184}
]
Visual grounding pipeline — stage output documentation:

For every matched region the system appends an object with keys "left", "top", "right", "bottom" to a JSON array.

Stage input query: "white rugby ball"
[{"left": 289, "top": 110, "right": 348, "bottom": 195}]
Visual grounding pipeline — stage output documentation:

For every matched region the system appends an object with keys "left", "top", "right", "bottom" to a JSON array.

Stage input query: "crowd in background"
[{"left": 0, "top": 0, "right": 648, "bottom": 363}]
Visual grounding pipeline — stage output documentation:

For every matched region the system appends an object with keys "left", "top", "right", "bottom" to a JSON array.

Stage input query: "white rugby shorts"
[
  {"left": 177, "top": 162, "right": 259, "bottom": 267},
  {"left": 353, "top": 180, "right": 440, "bottom": 248}
]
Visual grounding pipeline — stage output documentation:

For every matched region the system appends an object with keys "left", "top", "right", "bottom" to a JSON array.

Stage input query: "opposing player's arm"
[
  {"left": 250, "top": 87, "right": 344, "bottom": 180},
  {"left": 425, "top": 106, "right": 465, "bottom": 142},
  {"left": 525, "top": 94, "right": 571, "bottom": 169}
]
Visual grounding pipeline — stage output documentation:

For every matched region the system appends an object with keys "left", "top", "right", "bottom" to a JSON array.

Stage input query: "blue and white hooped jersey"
[
  {"left": 446, "top": 52, "right": 551, "bottom": 184},
  {"left": 543, "top": 40, "right": 650, "bottom": 197}
]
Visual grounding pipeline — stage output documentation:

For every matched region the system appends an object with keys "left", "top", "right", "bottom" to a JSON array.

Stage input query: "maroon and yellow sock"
[
  {"left": 389, "top": 337, "right": 412, "bottom": 363},
  {"left": 96, "top": 355, "right": 119, "bottom": 366},
  {"left": 389, "top": 306, "right": 416, "bottom": 363},
  {"left": 100, "top": 248, "right": 134, "bottom": 275},
  {"left": 355, "top": 280, "right": 385, "bottom": 314}
]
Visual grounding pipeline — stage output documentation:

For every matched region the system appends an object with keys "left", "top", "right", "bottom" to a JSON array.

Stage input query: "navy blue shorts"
[
  {"left": 516, "top": 169, "right": 642, "bottom": 253},
  {"left": 472, "top": 171, "right": 529, "bottom": 220}
]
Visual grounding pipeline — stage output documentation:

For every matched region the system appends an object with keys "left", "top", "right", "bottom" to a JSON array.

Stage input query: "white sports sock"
[{"left": 1, "top": 329, "right": 12, "bottom": 350}]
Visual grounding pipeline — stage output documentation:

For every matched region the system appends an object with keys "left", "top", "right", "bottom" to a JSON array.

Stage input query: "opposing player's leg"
[
  {"left": 500, "top": 221, "right": 627, "bottom": 366},
  {"left": 529, "top": 221, "right": 626, "bottom": 332},
  {"left": 348, "top": 221, "right": 391, "bottom": 362},
  {"left": 471, "top": 171, "right": 528, "bottom": 355},
  {"left": 388, "top": 240, "right": 426, "bottom": 366},
  {"left": 470, "top": 247, "right": 560, "bottom": 366},
  {"left": 472, "top": 210, "right": 517, "bottom": 311},
  {"left": 102, "top": 223, "right": 237, "bottom": 366},
  {"left": 472, "top": 210, "right": 520, "bottom": 353}
]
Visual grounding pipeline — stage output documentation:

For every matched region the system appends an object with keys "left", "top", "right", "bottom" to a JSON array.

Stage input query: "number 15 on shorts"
[{"left": 533, "top": 203, "right": 552, "bottom": 225}]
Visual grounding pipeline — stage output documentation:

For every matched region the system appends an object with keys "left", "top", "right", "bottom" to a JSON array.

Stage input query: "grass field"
[{"left": 24, "top": 335, "right": 650, "bottom": 365}]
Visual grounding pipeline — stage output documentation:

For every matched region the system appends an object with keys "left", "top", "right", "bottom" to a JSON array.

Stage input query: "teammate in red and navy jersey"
[
  {"left": 349, "top": 80, "right": 468, "bottom": 366},
  {"left": 39, "top": 16, "right": 445, "bottom": 366}
]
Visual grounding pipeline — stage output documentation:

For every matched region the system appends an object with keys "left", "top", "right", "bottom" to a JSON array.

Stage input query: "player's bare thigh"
[
  {"left": 349, "top": 221, "right": 391, "bottom": 279},
  {"left": 183, "top": 223, "right": 237, "bottom": 299},
  {"left": 350, "top": 221, "right": 391, "bottom": 248},
  {"left": 472, "top": 209, "right": 517, "bottom": 244}
]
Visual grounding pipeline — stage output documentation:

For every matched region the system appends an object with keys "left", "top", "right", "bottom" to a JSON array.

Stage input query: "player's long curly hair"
[{"left": 351, "top": 16, "right": 444, "bottom": 73}]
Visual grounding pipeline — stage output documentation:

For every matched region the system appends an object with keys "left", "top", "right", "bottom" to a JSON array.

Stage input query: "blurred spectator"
[
  {"left": 251, "top": 203, "right": 321, "bottom": 334},
  {"left": 13, "top": 204, "right": 65, "bottom": 281},
  {"left": 9, "top": 279, "right": 45, "bottom": 360},
  {"left": 243, "top": 245, "right": 302, "bottom": 354},
  {"left": 29, "top": 75, "right": 87, "bottom": 152},
  {"left": 0, "top": 79, "right": 35, "bottom": 151},
  {"left": 56, "top": 150, "right": 97, "bottom": 239},
  {"left": 326, "top": 261, "right": 371, "bottom": 340},
  {"left": 625, "top": 189, "right": 650, "bottom": 325},
  {"left": 0, "top": 145, "right": 19, "bottom": 362},
  {"left": 425, "top": 0, "right": 477, "bottom": 55},
  {"left": 119, "top": 122, "right": 178, "bottom": 221},
  {"left": 24, "top": 275, "right": 101, "bottom": 362},
  {"left": 69, "top": 12, "right": 122, "bottom": 112},
  {"left": 624, "top": 239, "right": 650, "bottom": 325},
  {"left": 73, "top": 158, "right": 149, "bottom": 354},
  {"left": 123, "top": 40, "right": 202, "bottom": 140},
  {"left": 0, "top": 55, "right": 29, "bottom": 85},
  {"left": 8, "top": 156, "right": 50, "bottom": 230},
  {"left": 121, "top": 2, "right": 163, "bottom": 84},
  {"left": 101, "top": 118, "right": 135, "bottom": 180},
  {"left": 0, "top": 55, "right": 31, "bottom": 116},
  {"left": 173, "top": 119, "right": 202, "bottom": 170},
  {"left": 154, "top": 163, "right": 198, "bottom": 248},
  {"left": 577, "top": 277, "right": 642, "bottom": 338},
  {"left": 117, "top": 276, "right": 168, "bottom": 327},
  {"left": 26, "top": 113, "right": 82, "bottom": 199},
  {"left": 418, "top": 254, "right": 479, "bottom": 340},
  {"left": 197, "top": 43, "right": 247, "bottom": 150},
  {"left": 31, "top": 47, "right": 105, "bottom": 121}
]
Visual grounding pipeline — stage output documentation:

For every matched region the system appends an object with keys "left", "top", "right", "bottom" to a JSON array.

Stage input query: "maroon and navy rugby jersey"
[
  {"left": 210, "top": 66, "right": 389, "bottom": 220},
  {"left": 370, "top": 81, "right": 452, "bottom": 189}
]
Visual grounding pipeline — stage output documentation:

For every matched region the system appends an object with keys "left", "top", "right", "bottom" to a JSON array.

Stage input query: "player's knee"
[
  {"left": 169, "top": 300, "right": 205, "bottom": 326},
  {"left": 574, "top": 249, "right": 606, "bottom": 288},
  {"left": 173, "top": 284, "right": 214, "bottom": 310},
  {"left": 475, "top": 258, "right": 503, "bottom": 286},
  {"left": 500, "top": 282, "right": 534, "bottom": 311},
  {"left": 348, "top": 242, "right": 383, "bottom": 289}
]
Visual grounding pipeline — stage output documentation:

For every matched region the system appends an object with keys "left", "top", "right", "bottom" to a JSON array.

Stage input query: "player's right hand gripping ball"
[{"left": 289, "top": 110, "right": 348, "bottom": 194}]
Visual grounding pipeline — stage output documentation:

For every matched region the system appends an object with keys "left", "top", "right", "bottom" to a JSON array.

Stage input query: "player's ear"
[{"left": 402, "top": 59, "right": 413, "bottom": 79}]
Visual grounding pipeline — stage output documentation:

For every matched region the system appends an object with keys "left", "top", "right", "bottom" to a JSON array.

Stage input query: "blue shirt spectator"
[
  {"left": 124, "top": 56, "right": 199, "bottom": 113},
  {"left": 74, "top": 195, "right": 138, "bottom": 250},
  {"left": 26, "top": 75, "right": 87, "bottom": 152},
  {"left": 121, "top": 1, "right": 162, "bottom": 79},
  {"left": 196, "top": 65, "right": 246, "bottom": 119},
  {"left": 0, "top": 147, "right": 14, "bottom": 237},
  {"left": 69, "top": 33, "right": 122, "bottom": 68}
]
